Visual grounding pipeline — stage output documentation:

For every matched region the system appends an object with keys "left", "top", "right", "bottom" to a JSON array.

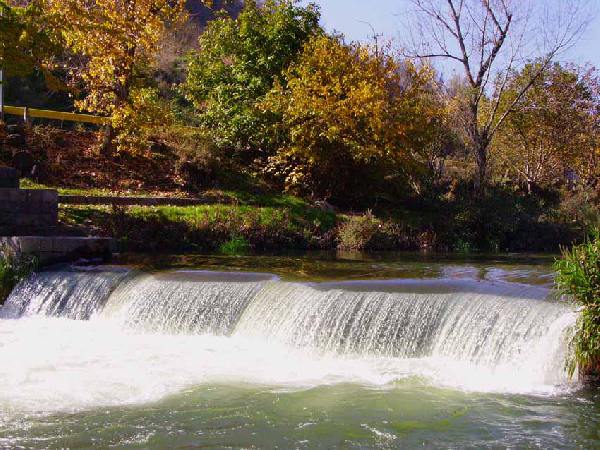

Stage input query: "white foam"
[
  {"left": 0, "top": 314, "right": 576, "bottom": 418},
  {"left": 0, "top": 270, "right": 579, "bottom": 419}
]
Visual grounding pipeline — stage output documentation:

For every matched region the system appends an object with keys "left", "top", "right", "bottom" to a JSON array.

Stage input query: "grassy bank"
[
  {"left": 58, "top": 200, "right": 437, "bottom": 254},
  {"left": 60, "top": 202, "right": 338, "bottom": 253}
]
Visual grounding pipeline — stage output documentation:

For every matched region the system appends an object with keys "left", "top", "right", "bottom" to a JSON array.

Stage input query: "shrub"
[
  {"left": 263, "top": 33, "right": 435, "bottom": 201},
  {"left": 0, "top": 246, "right": 37, "bottom": 304},
  {"left": 555, "top": 186, "right": 600, "bottom": 234},
  {"left": 555, "top": 232, "right": 600, "bottom": 379},
  {"left": 182, "top": 0, "right": 321, "bottom": 154},
  {"left": 337, "top": 211, "right": 418, "bottom": 251},
  {"left": 337, "top": 211, "right": 381, "bottom": 251}
]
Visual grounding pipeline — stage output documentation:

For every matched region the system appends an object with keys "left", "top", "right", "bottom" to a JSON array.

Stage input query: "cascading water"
[
  {"left": 100, "top": 272, "right": 270, "bottom": 334},
  {"left": 0, "top": 268, "right": 577, "bottom": 409},
  {"left": 0, "top": 266, "right": 593, "bottom": 449},
  {"left": 0, "top": 268, "right": 130, "bottom": 320}
]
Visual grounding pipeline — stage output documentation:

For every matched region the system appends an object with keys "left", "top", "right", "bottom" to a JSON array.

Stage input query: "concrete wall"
[
  {"left": 0, "top": 236, "right": 115, "bottom": 264},
  {"left": 0, "top": 188, "right": 58, "bottom": 236},
  {"left": 0, "top": 167, "right": 19, "bottom": 188}
]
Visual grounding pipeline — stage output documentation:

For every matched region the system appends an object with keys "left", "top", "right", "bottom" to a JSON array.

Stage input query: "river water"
[{"left": 0, "top": 254, "right": 598, "bottom": 448}]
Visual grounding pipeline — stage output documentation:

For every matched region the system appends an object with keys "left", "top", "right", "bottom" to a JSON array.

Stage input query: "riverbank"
[
  {"left": 2, "top": 126, "right": 591, "bottom": 254},
  {"left": 57, "top": 201, "right": 580, "bottom": 255}
]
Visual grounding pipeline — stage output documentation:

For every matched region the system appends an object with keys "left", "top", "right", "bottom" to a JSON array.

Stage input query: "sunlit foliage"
[
  {"left": 262, "top": 34, "right": 437, "bottom": 199},
  {"left": 44, "top": 0, "right": 194, "bottom": 151},
  {"left": 0, "top": 0, "right": 58, "bottom": 79},
  {"left": 556, "top": 232, "right": 600, "bottom": 378},
  {"left": 183, "top": 0, "right": 321, "bottom": 154},
  {"left": 495, "top": 62, "right": 600, "bottom": 191}
]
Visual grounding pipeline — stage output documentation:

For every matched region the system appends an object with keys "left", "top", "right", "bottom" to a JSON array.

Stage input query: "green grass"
[
  {"left": 20, "top": 179, "right": 174, "bottom": 197},
  {"left": 219, "top": 236, "right": 251, "bottom": 255},
  {"left": 20, "top": 178, "right": 326, "bottom": 213},
  {"left": 59, "top": 202, "right": 338, "bottom": 253}
]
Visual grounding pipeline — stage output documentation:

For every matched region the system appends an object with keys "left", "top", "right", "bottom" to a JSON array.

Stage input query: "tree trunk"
[
  {"left": 474, "top": 137, "right": 488, "bottom": 196},
  {"left": 100, "top": 125, "right": 115, "bottom": 157}
]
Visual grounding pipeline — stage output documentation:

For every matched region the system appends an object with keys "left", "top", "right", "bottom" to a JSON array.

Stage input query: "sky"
[{"left": 299, "top": 0, "right": 600, "bottom": 75}]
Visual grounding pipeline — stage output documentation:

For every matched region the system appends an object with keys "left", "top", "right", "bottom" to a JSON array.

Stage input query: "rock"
[
  {"left": 0, "top": 166, "right": 19, "bottom": 188},
  {"left": 315, "top": 200, "right": 337, "bottom": 213},
  {"left": 12, "top": 151, "right": 36, "bottom": 177}
]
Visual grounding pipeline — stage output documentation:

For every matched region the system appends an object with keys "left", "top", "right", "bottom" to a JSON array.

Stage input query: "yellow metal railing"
[{"left": 3, "top": 105, "right": 107, "bottom": 125}]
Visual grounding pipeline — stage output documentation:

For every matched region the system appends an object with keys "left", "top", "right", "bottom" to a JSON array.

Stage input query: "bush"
[
  {"left": 337, "top": 211, "right": 419, "bottom": 251},
  {"left": 555, "top": 232, "right": 600, "bottom": 379},
  {"left": 337, "top": 212, "right": 381, "bottom": 251},
  {"left": 0, "top": 246, "right": 37, "bottom": 304},
  {"left": 555, "top": 186, "right": 600, "bottom": 234}
]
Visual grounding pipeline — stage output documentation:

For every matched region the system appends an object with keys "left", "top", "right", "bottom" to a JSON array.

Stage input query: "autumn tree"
[
  {"left": 263, "top": 34, "right": 436, "bottom": 201},
  {"left": 495, "top": 62, "right": 600, "bottom": 191},
  {"left": 405, "top": 0, "right": 590, "bottom": 193},
  {"left": 0, "top": 1, "right": 58, "bottom": 83},
  {"left": 45, "top": 0, "right": 197, "bottom": 152},
  {"left": 182, "top": 0, "right": 321, "bottom": 156}
]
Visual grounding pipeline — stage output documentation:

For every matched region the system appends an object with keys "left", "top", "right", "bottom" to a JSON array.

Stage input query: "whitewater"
[{"left": 0, "top": 268, "right": 578, "bottom": 420}]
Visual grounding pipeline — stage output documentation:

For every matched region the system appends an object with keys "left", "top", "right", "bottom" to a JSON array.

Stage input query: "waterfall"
[
  {"left": 0, "top": 269, "right": 130, "bottom": 320},
  {"left": 0, "top": 269, "right": 576, "bottom": 390},
  {"left": 99, "top": 272, "right": 269, "bottom": 334}
]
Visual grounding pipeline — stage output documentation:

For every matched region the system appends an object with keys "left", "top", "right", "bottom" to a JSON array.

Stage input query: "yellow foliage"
[
  {"left": 263, "top": 34, "right": 437, "bottom": 194},
  {"left": 44, "top": 0, "right": 194, "bottom": 151},
  {"left": 111, "top": 87, "right": 174, "bottom": 153}
]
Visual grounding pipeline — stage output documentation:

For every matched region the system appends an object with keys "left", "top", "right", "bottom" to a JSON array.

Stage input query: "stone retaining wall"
[{"left": 0, "top": 188, "right": 58, "bottom": 235}]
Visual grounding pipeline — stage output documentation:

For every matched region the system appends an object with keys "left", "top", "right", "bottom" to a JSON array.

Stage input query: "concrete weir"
[{"left": 1, "top": 167, "right": 115, "bottom": 263}]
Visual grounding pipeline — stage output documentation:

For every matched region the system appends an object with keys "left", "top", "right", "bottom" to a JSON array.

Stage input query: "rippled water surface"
[{"left": 1, "top": 254, "right": 599, "bottom": 448}]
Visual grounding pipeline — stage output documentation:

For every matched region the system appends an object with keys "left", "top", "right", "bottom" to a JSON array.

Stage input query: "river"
[{"left": 1, "top": 253, "right": 598, "bottom": 448}]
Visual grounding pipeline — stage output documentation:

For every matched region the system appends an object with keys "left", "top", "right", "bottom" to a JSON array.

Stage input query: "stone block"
[
  {"left": 0, "top": 168, "right": 19, "bottom": 188},
  {"left": 0, "top": 188, "right": 58, "bottom": 235},
  {"left": 17, "top": 237, "right": 42, "bottom": 253}
]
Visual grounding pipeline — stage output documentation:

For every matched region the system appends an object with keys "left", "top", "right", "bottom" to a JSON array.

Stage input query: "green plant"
[
  {"left": 220, "top": 236, "right": 251, "bottom": 255},
  {"left": 337, "top": 212, "right": 381, "bottom": 251},
  {"left": 182, "top": 0, "right": 321, "bottom": 153},
  {"left": 555, "top": 232, "right": 600, "bottom": 379},
  {"left": 0, "top": 246, "right": 38, "bottom": 304}
]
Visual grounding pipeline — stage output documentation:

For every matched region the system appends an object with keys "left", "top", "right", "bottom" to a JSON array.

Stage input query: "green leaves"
[
  {"left": 0, "top": 247, "right": 37, "bottom": 304},
  {"left": 555, "top": 232, "right": 600, "bottom": 378},
  {"left": 0, "top": 0, "right": 58, "bottom": 79},
  {"left": 182, "top": 0, "right": 321, "bottom": 152}
]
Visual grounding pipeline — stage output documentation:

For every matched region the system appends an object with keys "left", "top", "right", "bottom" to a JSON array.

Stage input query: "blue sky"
[{"left": 300, "top": 0, "right": 600, "bottom": 73}]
